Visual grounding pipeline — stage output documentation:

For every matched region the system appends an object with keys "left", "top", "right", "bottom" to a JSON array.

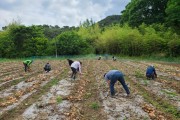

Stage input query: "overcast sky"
[{"left": 0, "top": 0, "right": 130, "bottom": 29}]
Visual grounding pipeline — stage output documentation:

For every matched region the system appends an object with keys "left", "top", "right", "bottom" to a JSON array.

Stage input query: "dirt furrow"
[
  {"left": 0, "top": 68, "right": 68, "bottom": 120},
  {"left": 109, "top": 60, "right": 179, "bottom": 119}
]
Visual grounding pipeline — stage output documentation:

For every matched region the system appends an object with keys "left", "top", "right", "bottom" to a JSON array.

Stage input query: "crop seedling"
[
  {"left": 135, "top": 70, "right": 144, "bottom": 78},
  {"left": 56, "top": 96, "right": 62, "bottom": 104},
  {"left": 90, "top": 102, "right": 100, "bottom": 110},
  {"left": 161, "top": 90, "right": 177, "bottom": 97},
  {"left": 143, "top": 79, "right": 149, "bottom": 86},
  {"left": 84, "top": 92, "right": 92, "bottom": 99}
]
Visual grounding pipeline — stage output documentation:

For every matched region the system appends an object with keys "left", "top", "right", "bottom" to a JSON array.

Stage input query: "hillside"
[{"left": 98, "top": 15, "right": 121, "bottom": 27}]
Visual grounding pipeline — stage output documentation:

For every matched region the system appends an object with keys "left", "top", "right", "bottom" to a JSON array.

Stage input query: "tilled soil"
[{"left": 0, "top": 59, "right": 179, "bottom": 120}]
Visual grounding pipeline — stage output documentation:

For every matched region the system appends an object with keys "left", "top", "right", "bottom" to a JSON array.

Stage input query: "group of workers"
[
  {"left": 98, "top": 56, "right": 116, "bottom": 61},
  {"left": 23, "top": 60, "right": 51, "bottom": 73},
  {"left": 23, "top": 58, "right": 157, "bottom": 98}
]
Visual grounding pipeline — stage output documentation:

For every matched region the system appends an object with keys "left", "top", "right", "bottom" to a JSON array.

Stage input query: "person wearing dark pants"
[
  {"left": 44, "top": 63, "right": 51, "bottom": 73},
  {"left": 104, "top": 70, "right": 130, "bottom": 97},
  {"left": 23, "top": 60, "right": 33, "bottom": 72},
  {"left": 71, "top": 67, "right": 77, "bottom": 79},
  {"left": 70, "top": 61, "right": 82, "bottom": 80},
  {"left": 146, "top": 65, "right": 157, "bottom": 80}
]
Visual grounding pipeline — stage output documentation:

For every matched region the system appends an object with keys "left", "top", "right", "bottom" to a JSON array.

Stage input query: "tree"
[
  {"left": 165, "top": 0, "right": 180, "bottom": 32},
  {"left": 8, "top": 25, "right": 46, "bottom": 57},
  {"left": 98, "top": 15, "right": 121, "bottom": 28},
  {"left": 55, "top": 31, "right": 91, "bottom": 55},
  {"left": 167, "top": 34, "right": 180, "bottom": 57},
  {"left": 0, "top": 31, "right": 15, "bottom": 58},
  {"left": 121, "top": 0, "right": 168, "bottom": 27}
]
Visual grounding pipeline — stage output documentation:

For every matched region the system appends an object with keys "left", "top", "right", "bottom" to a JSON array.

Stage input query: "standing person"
[
  {"left": 67, "top": 59, "right": 74, "bottom": 66},
  {"left": 23, "top": 60, "right": 33, "bottom": 72},
  {"left": 146, "top": 65, "right": 157, "bottom": 80},
  {"left": 104, "top": 70, "right": 130, "bottom": 97},
  {"left": 70, "top": 61, "right": 82, "bottom": 80},
  {"left": 44, "top": 63, "right": 51, "bottom": 73}
]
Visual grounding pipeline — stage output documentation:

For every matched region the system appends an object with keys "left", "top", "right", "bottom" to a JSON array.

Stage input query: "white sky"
[{"left": 0, "top": 0, "right": 130, "bottom": 29}]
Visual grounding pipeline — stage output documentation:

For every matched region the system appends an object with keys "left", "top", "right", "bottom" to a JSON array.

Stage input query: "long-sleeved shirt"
[
  {"left": 71, "top": 61, "right": 81, "bottom": 73},
  {"left": 23, "top": 60, "right": 33, "bottom": 66},
  {"left": 104, "top": 70, "right": 123, "bottom": 81},
  {"left": 146, "top": 66, "right": 157, "bottom": 75}
]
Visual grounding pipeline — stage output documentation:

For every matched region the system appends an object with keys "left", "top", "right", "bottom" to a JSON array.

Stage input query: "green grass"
[
  {"left": 84, "top": 92, "right": 92, "bottom": 99},
  {"left": 56, "top": 96, "right": 62, "bottom": 104},
  {"left": 90, "top": 102, "right": 100, "bottom": 110},
  {"left": 135, "top": 70, "right": 144, "bottom": 78},
  {"left": 0, "top": 58, "right": 16, "bottom": 62},
  {"left": 116, "top": 55, "right": 180, "bottom": 63},
  {"left": 1, "top": 54, "right": 179, "bottom": 63},
  {"left": 43, "top": 79, "right": 59, "bottom": 90},
  {"left": 161, "top": 90, "right": 177, "bottom": 97},
  {"left": 143, "top": 79, "right": 149, "bottom": 86}
]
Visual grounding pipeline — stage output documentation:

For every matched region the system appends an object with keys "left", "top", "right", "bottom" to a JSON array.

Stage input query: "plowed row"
[{"left": 0, "top": 59, "right": 179, "bottom": 120}]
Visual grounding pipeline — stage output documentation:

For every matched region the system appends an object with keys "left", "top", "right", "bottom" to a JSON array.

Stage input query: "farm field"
[{"left": 0, "top": 59, "right": 179, "bottom": 120}]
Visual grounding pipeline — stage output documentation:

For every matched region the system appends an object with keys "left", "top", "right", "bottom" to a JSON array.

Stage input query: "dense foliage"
[
  {"left": 121, "top": 0, "right": 168, "bottom": 27},
  {"left": 0, "top": 0, "right": 179, "bottom": 58}
]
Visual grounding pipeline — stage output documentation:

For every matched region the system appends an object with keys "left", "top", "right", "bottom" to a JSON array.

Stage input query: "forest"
[{"left": 0, "top": 0, "right": 179, "bottom": 58}]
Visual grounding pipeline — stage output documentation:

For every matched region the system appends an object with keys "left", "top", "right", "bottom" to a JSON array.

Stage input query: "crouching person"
[
  {"left": 146, "top": 65, "right": 157, "bottom": 80},
  {"left": 44, "top": 63, "right": 51, "bottom": 73}
]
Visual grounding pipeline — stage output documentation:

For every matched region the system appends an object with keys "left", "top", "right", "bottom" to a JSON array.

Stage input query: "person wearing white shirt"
[{"left": 70, "top": 61, "right": 82, "bottom": 80}]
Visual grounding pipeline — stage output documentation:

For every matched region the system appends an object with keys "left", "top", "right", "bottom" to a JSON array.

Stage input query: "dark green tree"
[
  {"left": 165, "top": 0, "right": 180, "bottom": 32},
  {"left": 9, "top": 25, "right": 47, "bottom": 57},
  {"left": 121, "top": 0, "right": 168, "bottom": 27},
  {"left": 55, "top": 31, "right": 91, "bottom": 55},
  {"left": 0, "top": 31, "right": 15, "bottom": 58}
]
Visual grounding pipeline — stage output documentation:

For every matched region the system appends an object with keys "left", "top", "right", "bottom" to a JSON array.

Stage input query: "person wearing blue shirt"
[
  {"left": 104, "top": 70, "right": 130, "bottom": 97},
  {"left": 146, "top": 65, "right": 157, "bottom": 80}
]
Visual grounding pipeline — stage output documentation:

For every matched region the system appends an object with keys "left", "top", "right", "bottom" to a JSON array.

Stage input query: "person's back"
[
  {"left": 23, "top": 60, "right": 33, "bottom": 72},
  {"left": 71, "top": 61, "right": 80, "bottom": 69},
  {"left": 70, "top": 61, "right": 82, "bottom": 80},
  {"left": 23, "top": 60, "right": 32, "bottom": 65},
  {"left": 104, "top": 70, "right": 130, "bottom": 97},
  {"left": 146, "top": 65, "right": 157, "bottom": 79},
  {"left": 146, "top": 66, "right": 154, "bottom": 75},
  {"left": 105, "top": 70, "right": 122, "bottom": 81},
  {"left": 44, "top": 63, "right": 51, "bottom": 72},
  {"left": 45, "top": 63, "right": 51, "bottom": 69}
]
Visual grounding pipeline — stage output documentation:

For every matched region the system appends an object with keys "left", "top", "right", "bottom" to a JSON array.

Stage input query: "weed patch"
[
  {"left": 135, "top": 70, "right": 144, "bottom": 78},
  {"left": 90, "top": 102, "right": 100, "bottom": 110},
  {"left": 56, "top": 96, "right": 62, "bottom": 104}
]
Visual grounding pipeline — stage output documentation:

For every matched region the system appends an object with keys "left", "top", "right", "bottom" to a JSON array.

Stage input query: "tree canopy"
[{"left": 0, "top": 1, "right": 179, "bottom": 58}]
